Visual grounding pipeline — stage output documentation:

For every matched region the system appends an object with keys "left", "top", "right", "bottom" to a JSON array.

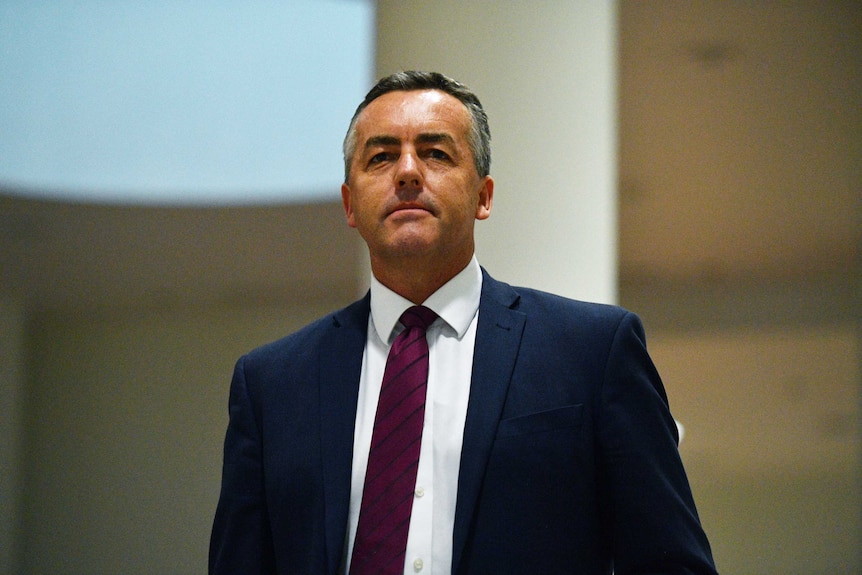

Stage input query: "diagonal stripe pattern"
[{"left": 350, "top": 306, "right": 437, "bottom": 575}]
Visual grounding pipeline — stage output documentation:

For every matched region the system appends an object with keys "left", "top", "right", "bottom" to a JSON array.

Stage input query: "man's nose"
[{"left": 395, "top": 152, "right": 422, "bottom": 188}]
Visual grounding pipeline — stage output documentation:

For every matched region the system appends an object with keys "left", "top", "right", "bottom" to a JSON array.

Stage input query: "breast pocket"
[{"left": 495, "top": 404, "right": 584, "bottom": 438}]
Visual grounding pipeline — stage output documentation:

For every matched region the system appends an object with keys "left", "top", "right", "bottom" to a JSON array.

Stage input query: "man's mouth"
[{"left": 389, "top": 203, "right": 432, "bottom": 217}]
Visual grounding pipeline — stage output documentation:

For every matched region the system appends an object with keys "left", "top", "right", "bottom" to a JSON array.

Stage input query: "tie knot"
[{"left": 399, "top": 306, "right": 437, "bottom": 331}]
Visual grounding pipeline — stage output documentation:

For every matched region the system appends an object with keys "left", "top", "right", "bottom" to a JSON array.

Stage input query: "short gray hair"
[{"left": 342, "top": 71, "right": 491, "bottom": 183}]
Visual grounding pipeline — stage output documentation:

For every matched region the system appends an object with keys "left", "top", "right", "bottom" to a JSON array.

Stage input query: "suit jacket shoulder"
[
  {"left": 455, "top": 270, "right": 716, "bottom": 574},
  {"left": 242, "top": 293, "right": 371, "bottom": 375},
  {"left": 210, "top": 293, "right": 370, "bottom": 575},
  {"left": 481, "top": 267, "right": 633, "bottom": 324}
]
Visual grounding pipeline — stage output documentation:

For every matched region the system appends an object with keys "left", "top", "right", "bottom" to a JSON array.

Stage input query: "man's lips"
[{"left": 388, "top": 203, "right": 433, "bottom": 217}]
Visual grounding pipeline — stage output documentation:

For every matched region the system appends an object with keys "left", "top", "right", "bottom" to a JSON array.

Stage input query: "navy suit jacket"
[{"left": 210, "top": 270, "right": 717, "bottom": 574}]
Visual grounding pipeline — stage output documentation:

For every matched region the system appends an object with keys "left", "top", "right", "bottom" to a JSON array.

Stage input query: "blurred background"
[{"left": 1, "top": 1, "right": 859, "bottom": 573}]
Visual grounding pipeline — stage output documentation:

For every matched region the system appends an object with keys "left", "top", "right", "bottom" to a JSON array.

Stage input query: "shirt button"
[
  {"left": 414, "top": 486, "right": 425, "bottom": 498},
  {"left": 413, "top": 558, "right": 424, "bottom": 572}
]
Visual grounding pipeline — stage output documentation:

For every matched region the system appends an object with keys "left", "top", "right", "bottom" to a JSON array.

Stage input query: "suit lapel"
[
  {"left": 319, "top": 294, "right": 370, "bottom": 575},
  {"left": 452, "top": 271, "right": 525, "bottom": 572}
]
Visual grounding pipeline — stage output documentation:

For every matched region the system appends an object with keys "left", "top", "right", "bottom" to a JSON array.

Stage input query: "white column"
[{"left": 376, "top": 0, "right": 619, "bottom": 303}]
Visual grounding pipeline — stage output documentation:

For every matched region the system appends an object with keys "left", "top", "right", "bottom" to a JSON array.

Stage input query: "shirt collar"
[{"left": 370, "top": 256, "right": 483, "bottom": 345}]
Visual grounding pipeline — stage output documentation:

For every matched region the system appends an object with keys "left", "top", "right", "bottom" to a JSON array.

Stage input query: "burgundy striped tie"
[{"left": 350, "top": 306, "right": 437, "bottom": 575}]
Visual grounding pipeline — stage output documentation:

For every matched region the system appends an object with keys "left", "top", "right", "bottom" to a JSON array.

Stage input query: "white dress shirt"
[{"left": 344, "top": 256, "right": 482, "bottom": 575}]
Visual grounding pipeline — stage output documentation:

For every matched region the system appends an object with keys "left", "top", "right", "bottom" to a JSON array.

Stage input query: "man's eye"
[
  {"left": 369, "top": 152, "right": 392, "bottom": 164},
  {"left": 428, "top": 149, "right": 450, "bottom": 161}
]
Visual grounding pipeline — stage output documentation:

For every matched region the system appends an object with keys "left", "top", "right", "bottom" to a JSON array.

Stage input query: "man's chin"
[{"left": 377, "top": 231, "right": 439, "bottom": 260}]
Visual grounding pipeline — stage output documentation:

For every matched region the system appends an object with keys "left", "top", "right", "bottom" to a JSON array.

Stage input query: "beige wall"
[
  {"left": 19, "top": 299, "right": 344, "bottom": 573},
  {"left": 620, "top": 272, "right": 861, "bottom": 574},
  {"left": 0, "top": 295, "right": 25, "bottom": 574}
]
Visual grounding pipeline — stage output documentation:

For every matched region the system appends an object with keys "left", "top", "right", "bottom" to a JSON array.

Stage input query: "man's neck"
[{"left": 370, "top": 253, "right": 473, "bottom": 304}]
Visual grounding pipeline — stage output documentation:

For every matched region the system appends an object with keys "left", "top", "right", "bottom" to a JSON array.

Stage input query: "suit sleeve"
[
  {"left": 209, "top": 356, "right": 277, "bottom": 575},
  {"left": 598, "top": 312, "right": 718, "bottom": 575}
]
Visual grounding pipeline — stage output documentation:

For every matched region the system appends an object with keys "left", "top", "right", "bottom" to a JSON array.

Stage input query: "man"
[{"left": 210, "top": 71, "right": 718, "bottom": 575}]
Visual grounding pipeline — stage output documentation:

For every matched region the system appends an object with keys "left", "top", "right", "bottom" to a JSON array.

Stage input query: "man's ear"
[
  {"left": 341, "top": 183, "right": 357, "bottom": 228},
  {"left": 475, "top": 176, "right": 494, "bottom": 221}
]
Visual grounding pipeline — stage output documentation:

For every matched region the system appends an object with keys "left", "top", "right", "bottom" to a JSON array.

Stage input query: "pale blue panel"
[{"left": 0, "top": 0, "right": 374, "bottom": 204}]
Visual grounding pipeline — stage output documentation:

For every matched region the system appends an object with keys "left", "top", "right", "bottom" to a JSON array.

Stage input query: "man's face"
[{"left": 341, "top": 89, "right": 493, "bottom": 273}]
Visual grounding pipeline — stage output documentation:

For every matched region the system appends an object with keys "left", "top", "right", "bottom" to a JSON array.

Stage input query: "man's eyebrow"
[
  {"left": 363, "top": 133, "right": 456, "bottom": 150},
  {"left": 416, "top": 132, "right": 456, "bottom": 146},
  {"left": 364, "top": 135, "right": 400, "bottom": 149}
]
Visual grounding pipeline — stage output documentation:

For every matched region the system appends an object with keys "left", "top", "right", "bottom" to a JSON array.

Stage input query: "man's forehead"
[{"left": 355, "top": 89, "right": 470, "bottom": 137}]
